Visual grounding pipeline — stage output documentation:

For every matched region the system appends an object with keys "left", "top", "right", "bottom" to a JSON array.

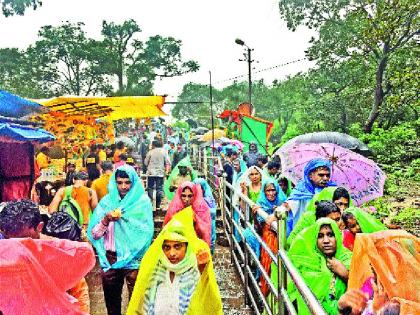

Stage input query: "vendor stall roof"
[
  {"left": 0, "top": 122, "right": 55, "bottom": 143},
  {"left": 36, "top": 95, "right": 166, "bottom": 120},
  {"left": 0, "top": 90, "right": 47, "bottom": 118}
]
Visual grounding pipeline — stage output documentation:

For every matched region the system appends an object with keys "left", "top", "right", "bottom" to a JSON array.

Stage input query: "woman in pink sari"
[{"left": 164, "top": 181, "right": 212, "bottom": 247}]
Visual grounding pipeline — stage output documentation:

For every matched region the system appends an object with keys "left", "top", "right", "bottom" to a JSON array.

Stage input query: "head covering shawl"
[
  {"left": 87, "top": 164, "right": 154, "bottom": 271},
  {"left": 164, "top": 157, "right": 197, "bottom": 201},
  {"left": 193, "top": 178, "right": 216, "bottom": 213},
  {"left": 343, "top": 207, "right": 387, "bottom": 233},
  {"left": 287, "top": 218, "right": 352, "bottom": 315},
  {"left": 232, "top": 165, "right": 268, "bottom": 208},
  {"left": 255, "top": 178, "right": 287, "bottom": 224},
  {"left": 288, "top": 158, "right": 337, "bottom": 201},
  {"left": 305, "top": 186, "right": 354, "bottom": 213},
  {"left": 164, "top": 182, "right": 212, "bottom": 247},
  {"left": 127, "top": 207, "right": 223, "bottom": 315}
]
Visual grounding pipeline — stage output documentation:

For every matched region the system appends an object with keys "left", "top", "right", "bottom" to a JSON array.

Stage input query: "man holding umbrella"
[{"left": 266, "top": 158, "right": 336, "bottom": 236}]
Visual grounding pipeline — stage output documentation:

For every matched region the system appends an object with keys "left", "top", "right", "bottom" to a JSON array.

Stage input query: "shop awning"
[
  {"left": 36, "top": 95, "right": 166, "bottom": 120},
  {"left": 0, "top": 90, "right": 47, "bottom": 118},
  {"left": 0, "top": 122, "right": 56, "bottom": 143}
]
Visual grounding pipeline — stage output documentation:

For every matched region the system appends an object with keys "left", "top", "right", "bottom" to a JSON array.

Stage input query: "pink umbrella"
[{"left": 278, "top": 143, "right": 386, "bottom": 206}]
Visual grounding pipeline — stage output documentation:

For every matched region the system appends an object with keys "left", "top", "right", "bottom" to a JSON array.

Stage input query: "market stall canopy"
[
  {"left": 36, "top": 95, "right": 166, "bottom": 120},
  {"left": 0, "top": 90, "right": 47, "bottom": 118},
  {"left": 0, "top": 122, "right": 55, "bottom": 143}
]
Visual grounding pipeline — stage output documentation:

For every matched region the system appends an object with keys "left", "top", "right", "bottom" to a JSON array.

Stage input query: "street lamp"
[{"left": 235, "top": 38, "right": 253, "bottom": 111}]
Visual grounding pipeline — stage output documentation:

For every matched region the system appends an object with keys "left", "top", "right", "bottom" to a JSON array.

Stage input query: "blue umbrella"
[{"left": 0, "top": 90, "right": 46, "bottom": 118}]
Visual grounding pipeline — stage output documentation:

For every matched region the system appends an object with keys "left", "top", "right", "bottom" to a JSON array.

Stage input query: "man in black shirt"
[{"left": 85, "top": 144, "right": 100, "bottom": 181}]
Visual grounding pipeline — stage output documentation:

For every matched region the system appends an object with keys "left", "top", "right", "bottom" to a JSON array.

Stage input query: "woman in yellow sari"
[{"left": 126, "top": 207, "right": 222, "bottom": 315}]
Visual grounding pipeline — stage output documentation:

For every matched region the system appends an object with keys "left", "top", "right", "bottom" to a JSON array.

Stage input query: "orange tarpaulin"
[
  {"left": 348, "top": 230, "right": 420, "bottom": 314},
  {"left": 0, "top": 238, "right": 95, "bottom": 314}
]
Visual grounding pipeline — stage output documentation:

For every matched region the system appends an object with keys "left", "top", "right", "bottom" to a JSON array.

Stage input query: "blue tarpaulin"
[
  {"left": 0, "top": 123, "right": 55, "bottom": 143},
  {"left": 0, "top": 90, "right": 45, "bottom": 118}
]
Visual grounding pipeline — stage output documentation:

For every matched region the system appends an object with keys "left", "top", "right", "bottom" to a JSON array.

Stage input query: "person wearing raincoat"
[
  {"left": 287, "top": 218, "right": 352, "bottom": 315},
  {"left": 232, "top": 165, "right": 266, "bottom": 244},
  {"left": 281, "top": 158, "right": 337, "bottom": 237},
  {"left": 251, "top": 178, "right": 287, "bottom": 296},
  {"left": 164, "top": 182, "right": 212, "bottom": 248},
  {"left": 193, "top": 178, "right": 217, "bottom": 253},
  {"left": 287, "top": 187, "right": 353, "bottom": 247},
  {"left": 0, "top": 238, "right": 95, "bottom": 315},
  {"left": 126, "top": 207, "right": 223, "bottom": 315},
  {"left": 164, "top": 157, "right": 197, "bottom": 201},
  {"left": 342, "top": 207, "right": 387, "bottom": 251},
  {"left": 88, "top": 165, "right": 154, "bottom": 315},
  {"left": 243, "top": 142, "right": 262, "bottom": 167},
  {"left": 278, "top": 176, "right": 293, "bottom": 197},
  {"left": 339, "top": 230, "right": 420, "bottom": 315},
  {"left": 232, "top": 158, "right": 247, "bottom": 184}
]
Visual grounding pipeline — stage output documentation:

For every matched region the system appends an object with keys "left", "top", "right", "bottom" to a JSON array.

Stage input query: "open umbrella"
[
  {"left": 278, "top": 131, "right": 372, "bottom": 156},
  {"left": 279, "top": 143, "right": 386, "bottom": 206},
  {"left": 115, "top": 136, "right": 136, "bottom": 148}
]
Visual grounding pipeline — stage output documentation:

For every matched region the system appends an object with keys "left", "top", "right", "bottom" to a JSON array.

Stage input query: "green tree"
[
  {"left": 31, "top": 22, "right": 112, "bottom": 96},
  {"left": 279, "top": 0, "right": 420, "bottom": 133},
  {"left": 101, "top": 20, "right": 199, "bottom": 95},
  {"left": 0, "top": 47, "right": 49, "bottom": 98},
  {"left": 174, "top": 83, "right": 224, "bottom": 127},
  {"left": 2, "top": 0, "right": 41, "bottom": 17}
]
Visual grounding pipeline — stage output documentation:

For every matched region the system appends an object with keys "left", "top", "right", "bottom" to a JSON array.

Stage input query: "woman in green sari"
[{"left": 288, "top": 218, "right": 353, "bottom": 315}]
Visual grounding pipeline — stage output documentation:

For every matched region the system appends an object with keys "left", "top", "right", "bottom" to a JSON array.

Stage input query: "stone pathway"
[{"left": 86, "top": 203, "right": 253, "bottom": 314}]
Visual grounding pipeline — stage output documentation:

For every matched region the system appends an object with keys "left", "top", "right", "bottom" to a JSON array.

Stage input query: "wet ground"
[
  {"left": 86, "top": 195, "right": 253, "bottom": 315},
  {"left": 86, "top": 243, "right": 253, "bottom": 315}
]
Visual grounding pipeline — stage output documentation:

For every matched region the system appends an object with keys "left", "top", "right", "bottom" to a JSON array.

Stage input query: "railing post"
[
  {"left": 243, "top": 202, "right": 250, "bottom": 306},
  {"left": 228, "top": 176, "right": 235, "bottom": 263},
  {"left": 276, "top": 209, "right": 287, "bottom": 315}
]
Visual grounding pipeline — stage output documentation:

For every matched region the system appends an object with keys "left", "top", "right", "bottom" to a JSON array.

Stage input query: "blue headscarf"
[
  {"left": 88, "top": 164, "right": 154, "bottom": 271},
  {"left": 193, "top": 178, "right": 216, "bottom": 212},
  {"left": 256, "top": 178, "right": 287, "bottom": 223},
  {"left": 232, "top": 159, "right": 248, "bottom": 183},
  {"left": 288, "top": 158, "right": 337, "bottom": 201}
]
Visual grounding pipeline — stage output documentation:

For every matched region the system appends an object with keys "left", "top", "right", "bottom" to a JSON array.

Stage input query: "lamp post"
[{"left": 235, "top": 38, "right": 253, "bottom": 110}]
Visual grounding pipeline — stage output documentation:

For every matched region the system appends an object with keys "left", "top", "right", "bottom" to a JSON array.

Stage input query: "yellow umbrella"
[{"left": 200, "top": 129, "right": 226, "bottom": 142}]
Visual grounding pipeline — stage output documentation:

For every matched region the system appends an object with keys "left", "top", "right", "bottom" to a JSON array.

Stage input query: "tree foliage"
[
  {"left": 2, "top": 0, "right": 41, "bottom": 17},
  {"left": 101, "top": 19, "right": 199, "bottom": 95},
  {"left": 279, "top": 0, "right": 420, "bottom": 132},
  {"left": 0, "top": 19, "right": 198, "bottom": 98}
]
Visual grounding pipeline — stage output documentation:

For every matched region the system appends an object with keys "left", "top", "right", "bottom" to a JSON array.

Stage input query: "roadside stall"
[
  {"left": 0, "top": 90, "right": 55, "bottom": 202},
  {"left": 34, "top": 95, "right": 167, "bottom": 171}
]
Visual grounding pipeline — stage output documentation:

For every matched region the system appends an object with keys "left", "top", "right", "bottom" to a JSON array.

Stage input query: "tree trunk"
[
  {"left": 364, "top": 43, "right": 389, "bottom": 133},
  {"left": 340, "top": 108, "right": 348, "bottom": 133},
  {"left": 117, "top": 54, "right": 124, "bottom": 91}
]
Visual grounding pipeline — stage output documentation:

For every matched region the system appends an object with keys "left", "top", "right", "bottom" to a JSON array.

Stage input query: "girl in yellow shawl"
[{"left": 127, "top": 207, "right": 222, "bottom": 315}]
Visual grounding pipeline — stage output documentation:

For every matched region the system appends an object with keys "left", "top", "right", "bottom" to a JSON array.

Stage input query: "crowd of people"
[
  {"left": 0, "top": 128, "right": 418, "bottom": 315},
  {"left": 221, "top": 142, "right": 418, "bottom": 315}
]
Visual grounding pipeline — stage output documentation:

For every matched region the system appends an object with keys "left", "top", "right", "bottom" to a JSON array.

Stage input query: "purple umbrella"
[{"left": 278, "top": 143, "right": 386, "bottom": 206}]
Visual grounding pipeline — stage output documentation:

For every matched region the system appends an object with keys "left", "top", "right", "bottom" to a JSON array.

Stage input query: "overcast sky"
[{"left": 0, "top": 0, "right": 315, "bottom": 104}]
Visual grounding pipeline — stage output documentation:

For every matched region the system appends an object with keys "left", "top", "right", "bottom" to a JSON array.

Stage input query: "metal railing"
[{"left": 193, "top": 147, "right": 327, "bottom": 315}]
